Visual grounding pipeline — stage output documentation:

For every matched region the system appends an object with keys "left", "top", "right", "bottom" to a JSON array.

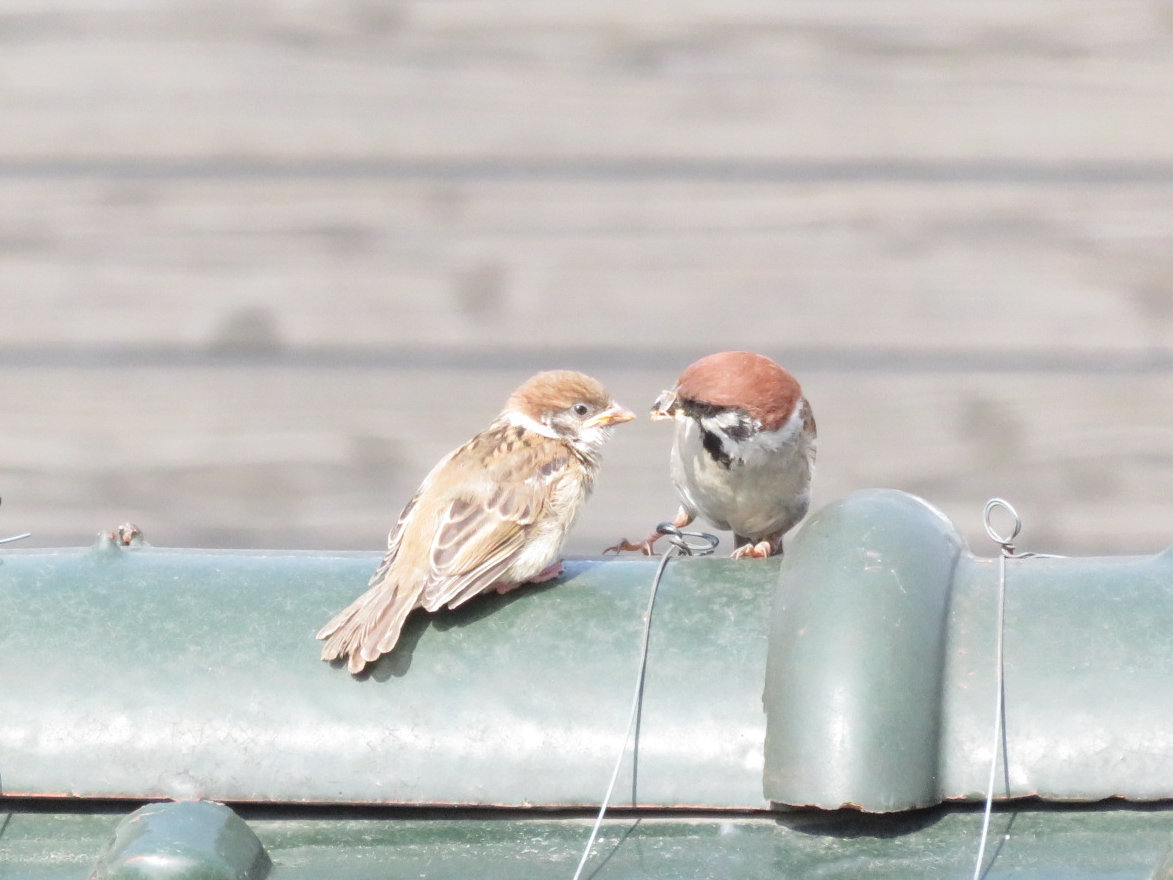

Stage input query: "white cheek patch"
[
  {"left": 506, "top": 410, "right": 560, "bottom": 439},
  {"left": 576, "top": 423, "right": 613, "bottom": 452},
  {"left": 758, "top": 404, "right": 807, "bottom": 451},
  {"left": 707, "top": 411, "right": 747, "bottom": 433}
]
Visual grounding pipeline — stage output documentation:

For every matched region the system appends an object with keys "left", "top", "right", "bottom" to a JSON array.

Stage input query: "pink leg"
[
  {"left": 603, "top": 507, "right": 694, "bottom": 556},
  {"left": 603, "top": 533, "right": 665, "bottom": 556},
  {"left": 495, "top": 559, "right": 565, "bottom": 594},
  {"left": 730, "top": 533, "right": 784, "bottom": 559}
]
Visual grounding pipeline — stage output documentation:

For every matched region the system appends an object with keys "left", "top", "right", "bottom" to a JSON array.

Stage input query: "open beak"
[
  {"left": 649, "top": 389, "right": 678, "bottom": 421},
  {"left": 588, "top": 403, "right": 637, "bottom": 428}
]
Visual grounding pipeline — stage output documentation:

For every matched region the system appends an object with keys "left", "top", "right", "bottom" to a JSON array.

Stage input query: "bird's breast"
[{"left": 671, "top": 416, "right": 813, "bottom": 539}]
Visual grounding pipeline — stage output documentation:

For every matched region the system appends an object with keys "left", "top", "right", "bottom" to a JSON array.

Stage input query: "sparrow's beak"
[
  {"left": 649, "top": 389, "right": 678, "bottom": 421},
  {"left": 588, "top": 404, "right": 637, "bottom": 428}
]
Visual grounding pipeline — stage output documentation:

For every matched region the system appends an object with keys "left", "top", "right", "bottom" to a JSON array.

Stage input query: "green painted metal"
[
  {"left": 90, "top": 800, "right": 270, "bottom": 880},
  {"left": 765, "top": 489, "right": 962, "bottom": 811},
  {"left": 3, "top": 487, "right": 1173, "bottom": 880},
  {"left": 5, "top": 801, "right": 1173, "bottom": 879},
  {"left": 0, "top": 539, "right": 776, "bottom": 808},
  {"left": 941, "top": 542, "right": 1173, "bottom": 804},
  {"left": 764, "top": 489, "right": 1173, "bottom": 811}
]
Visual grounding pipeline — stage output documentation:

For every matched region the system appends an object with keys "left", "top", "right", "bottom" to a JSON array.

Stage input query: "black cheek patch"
[
  {"left": 724, "top": 416, "right": 755, "bottom": 443},
  {"left": 701, "top": 428, "right": 734, "bottom": 469}
]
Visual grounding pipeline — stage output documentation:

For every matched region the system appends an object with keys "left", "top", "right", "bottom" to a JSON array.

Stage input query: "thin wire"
[
  {"left": 0, "top": 498, "right": 31, "bottom": 545},
  {"left": 570, "top": 523, "right": 718, "bottom": 880},
  {"left": 971, "top": 545, "right": 1008, "bottom": 880},
  {"left": 972, "top": 499, "right": 1062, "bottom": 880},
  {"left": 0, "top": 533, "right": 31, "bottom": 545}
]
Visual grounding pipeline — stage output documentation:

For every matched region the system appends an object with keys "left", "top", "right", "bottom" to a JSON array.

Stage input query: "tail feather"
[{"left": 317, "top": 578, "right": 422, "bottom": 673}]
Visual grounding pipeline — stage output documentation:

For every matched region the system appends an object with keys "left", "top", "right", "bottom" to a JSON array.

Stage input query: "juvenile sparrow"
[
  {"left": 609, "top": 351, "right": 815, "bottom": 558},
  {"left": 318, "top": 370, "right": 635, "bottom": 673}
]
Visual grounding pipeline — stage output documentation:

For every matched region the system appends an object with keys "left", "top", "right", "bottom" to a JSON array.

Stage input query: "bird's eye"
[{"left": 573, "top": 403, "right": 591, "bottom": 417}]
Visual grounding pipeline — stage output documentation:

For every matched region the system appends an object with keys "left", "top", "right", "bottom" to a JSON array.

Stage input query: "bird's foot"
[
  {"left": 603, "top": 533, "right": 663, "bottom": 556},
  {"left": 605, "top": 509, "right": 695, "bottom": 556},
  {"left": 494, "top": 560, "right": 566, "bottom": 595},
  {"left": 530, "top": 559, "right": 565, "bottom": 582},
  {"left": 730, "top": 539, "right": 780, "bottom": 559},
  {"left": 512, "top": 560, "right": 564, "bottom": 591}
]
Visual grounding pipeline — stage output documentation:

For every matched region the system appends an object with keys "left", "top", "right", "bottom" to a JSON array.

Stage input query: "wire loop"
[
  {"left": 973, "top": 496, "right": 1062, "bottom": 880},
  {"left": 983, "top": 498, "right": 1021, "bottom": 556},
  {"left": 655, "top": 522, "right": 719, "bottom": 557}
]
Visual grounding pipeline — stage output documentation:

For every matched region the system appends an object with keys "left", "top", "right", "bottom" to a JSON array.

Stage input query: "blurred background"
[{"left": 3, "top": 1, "right": 1172, "bottom": 558}]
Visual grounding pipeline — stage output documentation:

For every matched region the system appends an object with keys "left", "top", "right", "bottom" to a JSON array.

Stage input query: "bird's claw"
[
  {"left": 730, "top": 539, "right": 780, "bottom": 559},
  {"left": 498, "top": 560, "right": 566, "bottom": 594},
  {"left": 523, "top": 560, "right": 565, "bottom": 584},
  {"left": 603, "top": 535, "right": 662, "bottom": 556}
]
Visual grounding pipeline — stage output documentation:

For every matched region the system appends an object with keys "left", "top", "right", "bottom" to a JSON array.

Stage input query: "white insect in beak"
[{"left": 649, "top": 390, "right": 678, "bottom": 421}]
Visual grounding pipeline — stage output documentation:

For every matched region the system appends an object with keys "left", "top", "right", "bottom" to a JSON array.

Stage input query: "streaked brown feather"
[
  {"left": 316, "top": 369, "right": 625, "bottom": 673},
  {"left": 418, "top": 425, "right": 569, "bottom": 612}
]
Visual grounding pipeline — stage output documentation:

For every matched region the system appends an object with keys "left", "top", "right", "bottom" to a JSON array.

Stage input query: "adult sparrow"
[
  {"left": 318, "top": 370, "right": 635, "bottom": 673},
  {"left": 609, "top": 351, "right": 815, "bottom": 558}
]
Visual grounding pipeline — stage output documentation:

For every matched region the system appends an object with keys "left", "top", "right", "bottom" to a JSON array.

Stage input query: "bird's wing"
[
  {"left": 418, "top": 431, "right": 573, "bottom": 612},
  {"left": 362, "top": 443, "right": 462, "bottom": 589},
  {"left": 365, "top": 492, "right": 419, "bottom": 589}
]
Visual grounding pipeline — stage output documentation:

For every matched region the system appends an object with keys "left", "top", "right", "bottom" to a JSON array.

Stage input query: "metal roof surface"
[
  {"left": 0, "top": 543, "right": 774, "bottom": 808},
  {"left": 4, "top": 488, "right": 1173, "bottom": 877}
]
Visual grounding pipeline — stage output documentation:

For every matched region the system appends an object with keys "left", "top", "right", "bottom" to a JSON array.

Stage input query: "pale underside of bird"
[
  {"left": 609, "top": 350, "right": 816, "bottom": 559},
  {"left": 317, "top": 370, "right": 634, "bottom": 674}
]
